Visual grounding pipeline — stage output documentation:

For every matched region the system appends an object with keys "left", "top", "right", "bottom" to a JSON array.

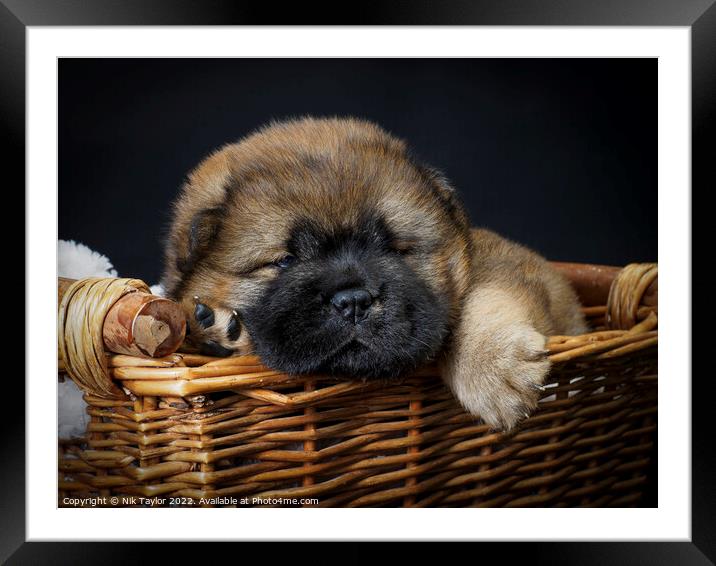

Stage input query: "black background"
[{"left": 59, "top": 58, "right": 656, "bottom": 284}]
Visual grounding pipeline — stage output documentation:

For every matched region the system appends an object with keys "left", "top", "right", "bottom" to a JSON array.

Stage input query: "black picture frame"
[{"left": 6, "top": 1, "right": 708, "bottom": 562}]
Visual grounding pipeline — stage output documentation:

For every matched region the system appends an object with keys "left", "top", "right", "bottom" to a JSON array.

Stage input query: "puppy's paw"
[
  {"left": 445, "top": 324, "right": 550, "bottom": 431},
  {"left": 180, "top": 295, "right": 250, "bottom": 357}
]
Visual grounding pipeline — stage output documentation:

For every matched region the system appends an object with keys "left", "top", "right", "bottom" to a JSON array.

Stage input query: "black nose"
[{"left": 331, "top": 288, "right": 373, "bottom": 323}]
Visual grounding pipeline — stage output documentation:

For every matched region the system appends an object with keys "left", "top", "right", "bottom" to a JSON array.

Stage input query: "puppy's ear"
[
  {"left": 176, "top": 206, "right": 223, "bottom": 274},
  {"left": 416, "top": 164, "right": 470, "bottom": 231}
]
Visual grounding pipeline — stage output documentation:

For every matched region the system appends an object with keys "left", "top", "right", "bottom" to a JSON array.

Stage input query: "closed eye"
[
  {"left": 391, "top": 240, "right": 417, "bottom": 255},
  {"left": 231, "top": 253, "right": 297, "bottom": 276},
  {"left": 273, "top": 254, "right": 297, "bottom": 268}
]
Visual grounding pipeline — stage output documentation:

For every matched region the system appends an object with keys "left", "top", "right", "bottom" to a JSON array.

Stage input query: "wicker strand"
[
  {"left": 58, "top": 277, "right": 151, "bottom": 398},
  {"left": 606, "top": 263, "right": 658, "bottom": 330}
]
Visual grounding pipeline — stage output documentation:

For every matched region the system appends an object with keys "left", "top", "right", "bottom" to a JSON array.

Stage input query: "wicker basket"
[{"left": 58, "top": 262, "right": 657, "bottom": 507}]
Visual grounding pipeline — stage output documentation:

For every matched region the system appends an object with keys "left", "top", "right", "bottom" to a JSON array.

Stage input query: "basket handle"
[
  {"left": 550, "top": 262, "right": 657, "bottom": 308},
  {"left": 58, "top": 277, "right": 186, "bottom": 397},
  {"left": 605, "top": 263, "right": 658, "bottom": 330}
]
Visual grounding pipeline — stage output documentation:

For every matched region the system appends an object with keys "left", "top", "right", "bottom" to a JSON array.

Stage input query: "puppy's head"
[{"left": 162, "top": 117, "right": 473, "bottom": 376}]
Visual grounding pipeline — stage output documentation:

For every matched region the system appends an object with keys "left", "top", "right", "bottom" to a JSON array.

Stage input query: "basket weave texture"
[{"left": 58, "top": 263, "right": 657, "bottom": 507}]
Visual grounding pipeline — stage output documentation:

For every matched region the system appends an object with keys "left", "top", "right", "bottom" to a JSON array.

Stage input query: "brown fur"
[
  {"left": 441, "top": 228, "right": 586, "bottom": 429},
  {"left": 161, "top": 117, "right": 586, "bottom": 429}
]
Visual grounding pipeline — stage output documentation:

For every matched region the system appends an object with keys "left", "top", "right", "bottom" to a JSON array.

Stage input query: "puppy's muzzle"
[{"left": 331, "top": 288, "right": 373, "bottom": 323}]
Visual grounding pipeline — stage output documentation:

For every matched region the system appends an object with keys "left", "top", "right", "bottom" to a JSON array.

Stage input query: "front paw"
[
  {"left": 180, "top": 295, "right": 250, "bottom": 357},
  {"left": 444, "top": 324, "right": 550, "bottom": 431}
]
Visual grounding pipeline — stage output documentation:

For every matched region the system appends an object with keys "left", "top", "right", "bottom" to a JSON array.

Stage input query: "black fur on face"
[{"left": 242, "top": 215, "right": 450, "bottom": 378}]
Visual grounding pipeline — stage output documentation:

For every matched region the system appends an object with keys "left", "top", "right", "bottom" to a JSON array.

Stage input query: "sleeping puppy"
[{"left": 161, "top": 117, "right": 586, "bottom": 430}]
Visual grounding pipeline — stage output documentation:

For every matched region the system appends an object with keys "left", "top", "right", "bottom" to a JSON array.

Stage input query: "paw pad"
[
  {"left": 193, "top": 297, "right": 215, "bottom": 328},
  {"left": 227, "top": 310, "right": 241, "bottom": 341},
  {"left": 199, "top": 340, "right": 234, "bottom": 357}
]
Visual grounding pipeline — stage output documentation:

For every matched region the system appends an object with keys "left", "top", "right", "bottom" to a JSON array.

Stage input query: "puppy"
[{"left": 161, "top": 117, "right": 586, "bottom": 430}]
